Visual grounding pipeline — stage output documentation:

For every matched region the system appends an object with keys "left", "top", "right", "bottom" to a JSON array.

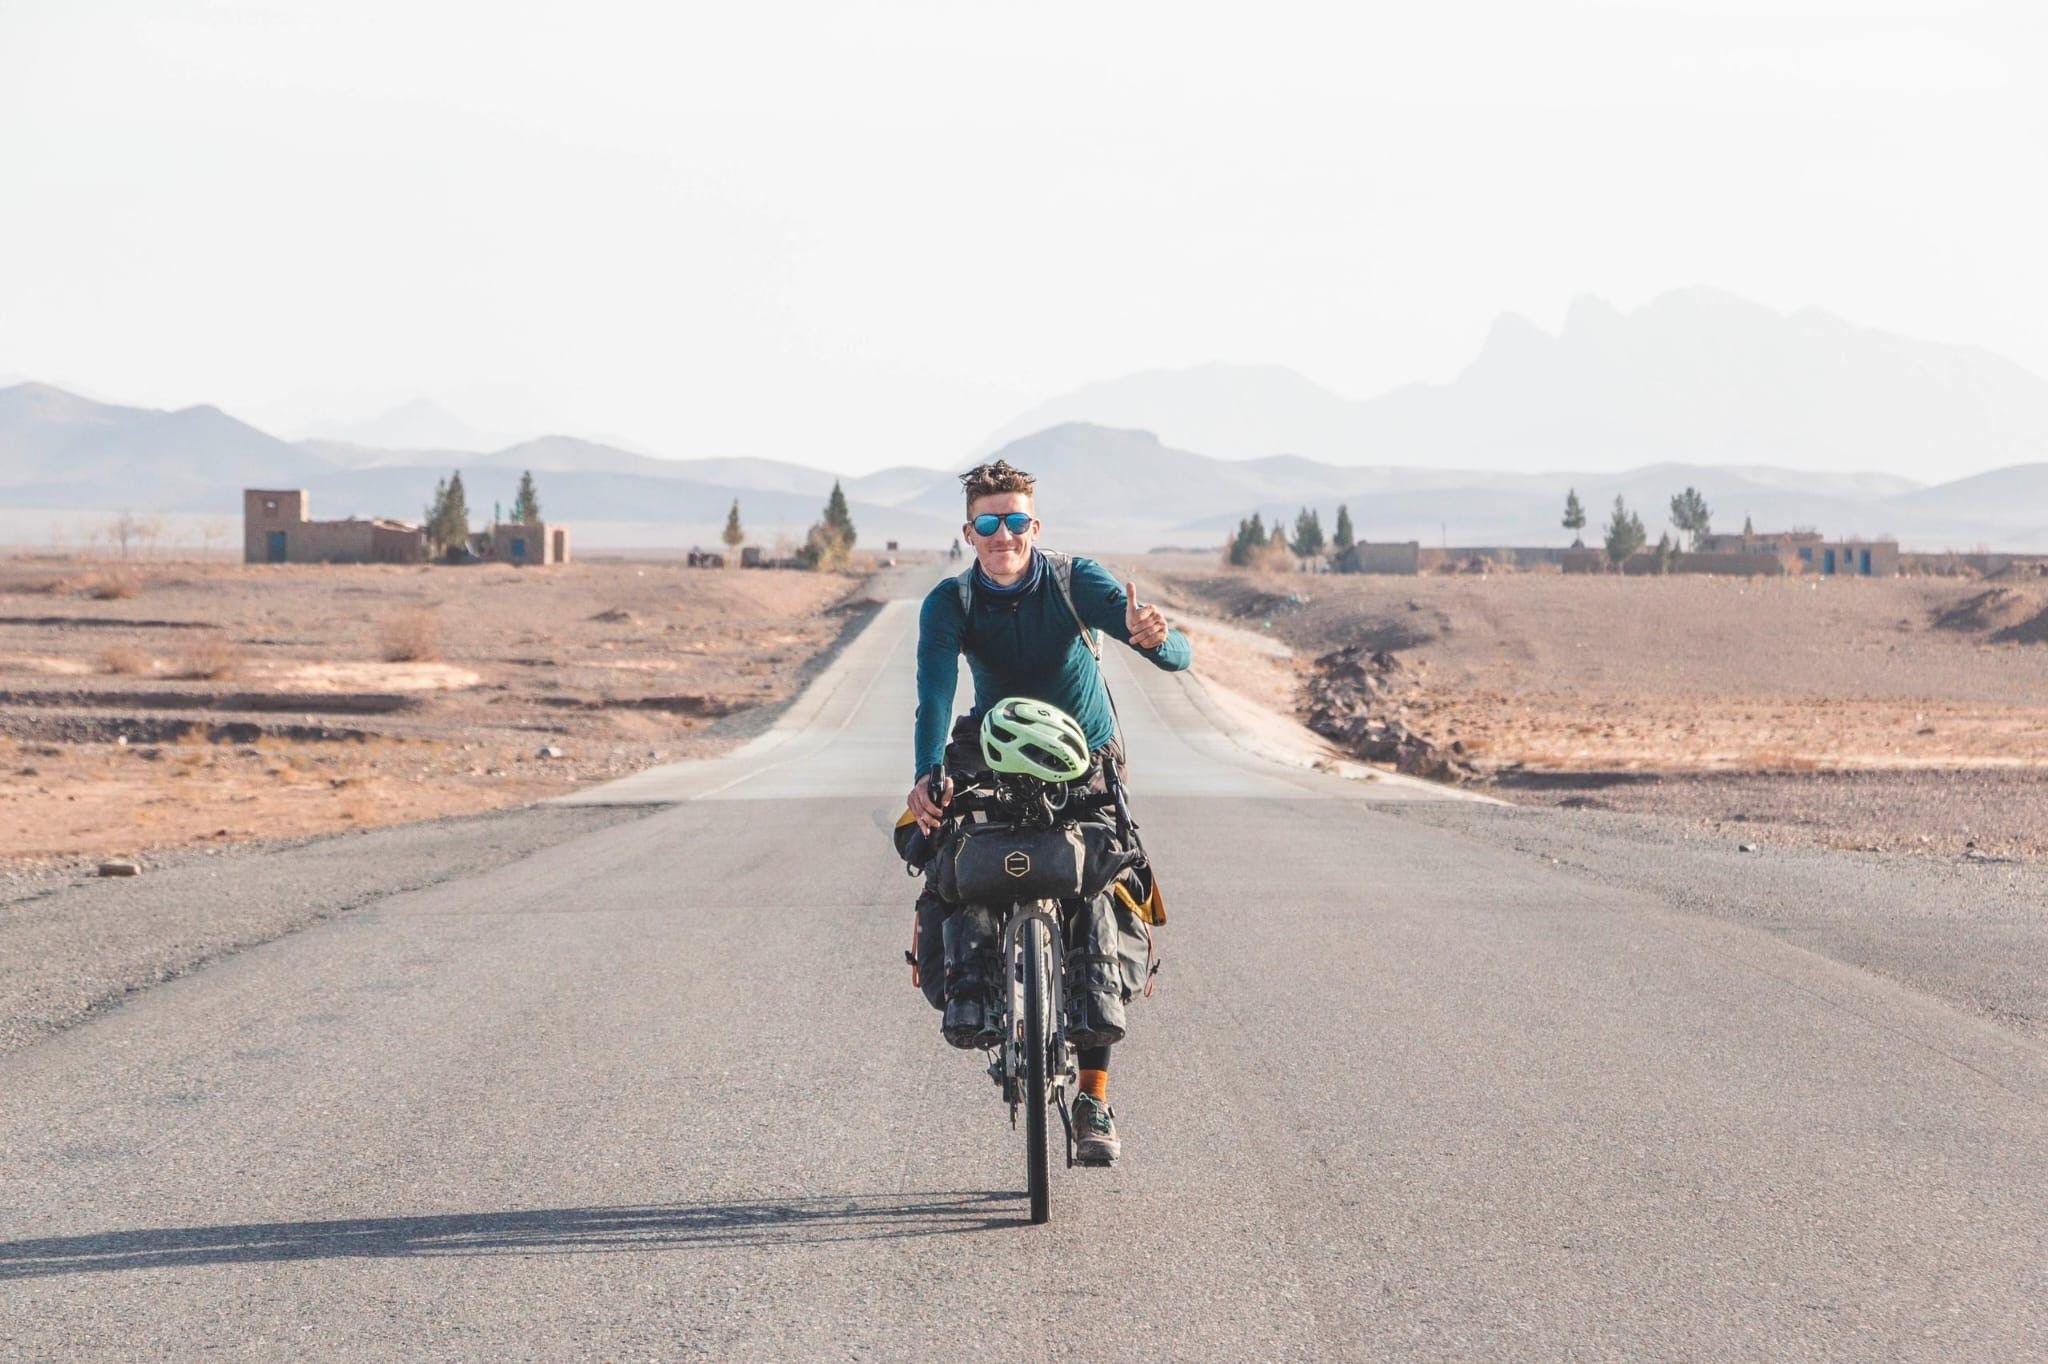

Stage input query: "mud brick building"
[
  {"left": 243, "top": 490, "right": 426, "bottom": 564},
  {"left": 480, "top": 521, "right": 571, "bottom": 565},
  {"left": 1696, "top": 530, "right": 1898, "bottom": 577}
]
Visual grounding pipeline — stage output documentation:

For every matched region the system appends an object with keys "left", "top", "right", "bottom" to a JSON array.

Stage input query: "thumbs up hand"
[{"left": 1125, "top": 580, "right": 1169, "bottom": 650}]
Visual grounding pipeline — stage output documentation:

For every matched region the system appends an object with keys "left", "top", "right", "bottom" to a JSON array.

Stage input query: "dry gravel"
[
  {"left": 1149, "top": 559, "right": 2048, "bottom": 860},
  {"left": 0, "top": 556, "right": 880, "bottom": 870}
]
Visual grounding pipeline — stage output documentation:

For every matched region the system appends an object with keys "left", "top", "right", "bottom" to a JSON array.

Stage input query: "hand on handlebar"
[{"left": 909, "top": 771, "right": 954, "bottom": 833}]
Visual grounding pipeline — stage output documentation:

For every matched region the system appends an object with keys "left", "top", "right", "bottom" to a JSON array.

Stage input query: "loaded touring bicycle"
[{"left": 908, "top": 697, "right": 1160, "bottom": 1225}]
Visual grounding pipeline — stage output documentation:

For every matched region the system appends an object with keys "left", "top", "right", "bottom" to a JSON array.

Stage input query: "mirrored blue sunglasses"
[{"left": 971, "top": 512, "right": 1033, "bottom": 536}]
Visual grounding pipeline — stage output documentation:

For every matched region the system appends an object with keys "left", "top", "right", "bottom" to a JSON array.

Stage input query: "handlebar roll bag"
[{"left": 932, "top": 821, "right": 1137, "bottom": 906}]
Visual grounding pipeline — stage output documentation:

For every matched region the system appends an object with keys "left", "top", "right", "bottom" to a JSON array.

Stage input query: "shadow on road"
[{"left": 0, "top": 1191, "right": 1021, "bottom": 1279}]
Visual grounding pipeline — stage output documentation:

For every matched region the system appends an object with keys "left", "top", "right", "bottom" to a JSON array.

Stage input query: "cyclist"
[{"left": 906, "top": 458, "right": 1193, "bottom": 1163}]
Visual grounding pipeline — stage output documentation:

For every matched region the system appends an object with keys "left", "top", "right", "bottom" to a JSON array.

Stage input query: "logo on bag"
[{"left": 1004, "top": 851, "right": 1031, "bottom": 877}]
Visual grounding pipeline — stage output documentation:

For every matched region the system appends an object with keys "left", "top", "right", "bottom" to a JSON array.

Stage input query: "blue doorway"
[{"left": 266, "top": 530, "right": 287, "bottom": 563}]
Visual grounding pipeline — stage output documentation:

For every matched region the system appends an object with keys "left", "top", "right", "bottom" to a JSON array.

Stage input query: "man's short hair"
[{"left": 960, "top": 459, "right": 1036, "bottom": 513}]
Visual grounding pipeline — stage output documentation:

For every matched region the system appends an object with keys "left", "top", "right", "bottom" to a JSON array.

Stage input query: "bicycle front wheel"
[{"left": 1022, "top": 915, "right": 1051, "bottom": 1225}]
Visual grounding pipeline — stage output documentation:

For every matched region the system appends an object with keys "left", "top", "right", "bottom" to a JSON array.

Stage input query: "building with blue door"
[
  {"left": 1698, "top": 529, "right": 1898, "bottom": 577},
  {"left": 243, "top": 490, "right": 426, "bottom": 564},
  {"left": 481, "top": 520, "right": 572, "bottom": 565}
]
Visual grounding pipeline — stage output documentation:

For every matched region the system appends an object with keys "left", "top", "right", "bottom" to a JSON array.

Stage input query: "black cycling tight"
[{"left": 1078, "top": 1044, "right": 1111, "bottom": 1072}]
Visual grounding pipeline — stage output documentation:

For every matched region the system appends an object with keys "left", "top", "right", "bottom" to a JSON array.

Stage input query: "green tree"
[
  {"left": 424, "top": 478, "right": 446, "bottom": 539},
  {"left": 722, "top": 499, "right": 745, "bottom": 555},
  {"left": 1291, "top": 506, "right": 1325, "bottom": 559},
  {"left": 1332, "top": 504, "right": 1355, "bottom": 552},
  {"left": 512, "top": 470, "right": 542, "bottom": 525},
  {"left": 1562, "top": 488, "right": 1586, "bottom": 545},
  {"left": 1604, "top": 495, "right": 1646, "bottom": 566},
  {"left": 426, "top": 471, "right": 471, "bottom": 555},
  {"left": 798, "top": 482, "right": 856, "bottom": 570},
  {"left": 1654, "top": 530, "right": 1677, "bottom": 573},
  {"left": 823, "top": 481, "right": 856, "bottom": 546},
  {"left": 1226, "top": 517, "right": 1254, "bottom": 567},
  {"left": 1669, "top": 485, "right": 1712, "bottom": 550}
]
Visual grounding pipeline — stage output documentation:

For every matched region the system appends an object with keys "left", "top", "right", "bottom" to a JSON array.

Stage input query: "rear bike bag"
[{"left": 932, "top": 820, "right": 1137, "bottom": 906}]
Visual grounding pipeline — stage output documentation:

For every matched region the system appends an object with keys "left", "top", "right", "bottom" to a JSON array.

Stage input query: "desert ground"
[
  {"left": 1149, "top": 556, "right": 2048, "bottom": 860},
  {"left": 0, "top": 555, "right": 880, "bottom": 876},
  {"left": 7, "top": 548, "right": 2042, "bottom": 876}
]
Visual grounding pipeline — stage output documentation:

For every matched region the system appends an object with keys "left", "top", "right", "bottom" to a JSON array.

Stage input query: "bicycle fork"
[{"left": 994, "top": 902, "right": 1080, "bottom": 1161}]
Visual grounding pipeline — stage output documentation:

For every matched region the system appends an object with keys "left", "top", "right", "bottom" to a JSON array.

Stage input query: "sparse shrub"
[
  {"left": 1250, "top": 535, "right": 1296, "bottom": 574},
  {"left": 796, "top": 521, "right": 852, "bottom": 572},
  {"left": 175, "top": 634, "right": 242, "bottom": 680},
  {"left": 1226, "top": 512, "right": 1273, "bottom": 568},
  {"left": 796, "top": 482, "right": 857, "bottom": 570},
  {"left": 86, "top": 569, "right": 140, "bottom": 600},
  {"left": 96, "top": 644, "right": 153, "bottom": 675},
  {"left": 379, "top": 606, "right": 443, "bottom": 662}
]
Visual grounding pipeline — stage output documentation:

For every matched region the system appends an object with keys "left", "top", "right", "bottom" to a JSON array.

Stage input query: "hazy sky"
[{"left": 4, "top": 1, "right": 2044, "bottom": 473}]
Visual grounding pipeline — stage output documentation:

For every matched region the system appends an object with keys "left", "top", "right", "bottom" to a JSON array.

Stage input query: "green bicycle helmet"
[{"left": 979, "top": 696, "right": 1091, "bottom": 783}]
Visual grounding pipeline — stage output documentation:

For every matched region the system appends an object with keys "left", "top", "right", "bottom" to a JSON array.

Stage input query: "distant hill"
[
  {"left": 297, "top": 397, "right": 514, "bottom": 453},
  {"left": 977, "top": 364, "right": 1362, "bottom": 463},
  {"left": 963, "top": 423, "right": 2045, "bottom": 552},
  {"left": 4, "top": 380, "right": 2041, "bottom": 553},
  {"left": 0, "top": 382, "right": 331, "bottom": 511},
  {"left": 0, "top": 384, "right": 945, "bottom": 545},
  {"left": 980, "top": 288, "right": 2048, "bottom": 478},
  {"left": 846, "top": 464, "right": 955, "bottom": 507}
]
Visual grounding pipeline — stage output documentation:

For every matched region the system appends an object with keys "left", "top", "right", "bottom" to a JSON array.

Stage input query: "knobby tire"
[{"left": 1023, "top": 916, "right": 1051, "bottom": 1225}]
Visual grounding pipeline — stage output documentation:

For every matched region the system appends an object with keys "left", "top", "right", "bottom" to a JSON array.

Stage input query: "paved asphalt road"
[{"left": 3, "top": 567, "right": 2044, "bottom": 1360}]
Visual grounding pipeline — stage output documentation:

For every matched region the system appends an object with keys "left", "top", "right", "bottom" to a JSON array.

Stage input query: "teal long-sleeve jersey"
[{"left": 912, "top": 552, "right": 1193, "bottom": 777}]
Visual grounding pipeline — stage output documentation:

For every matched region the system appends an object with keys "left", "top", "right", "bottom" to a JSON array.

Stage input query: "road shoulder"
[
  {"left": 1375, "top": 798, "right": 2048, "bottom": 1047},
  {"left": 0, "top": 803, "right": 653, "bottom": 1055}
]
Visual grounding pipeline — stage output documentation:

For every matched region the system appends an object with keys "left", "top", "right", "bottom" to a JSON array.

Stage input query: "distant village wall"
[
  {"left": 1671, "top": 551, "right": 1788, "bottom": 577},
  {"left": 1334, "top": 541, "right": 1421, "bottom": 575},
  {"left": 1416, "top": 546, "right": 1575, "bottom": 571},
  {"left": 1900, "top": 550, "right": 2048, "bottom": 576},
  {"left": 243, "top": 488, "right": 426, "bottom": 565}
]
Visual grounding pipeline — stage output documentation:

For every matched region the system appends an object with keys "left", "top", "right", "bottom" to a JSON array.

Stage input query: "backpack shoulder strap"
[
  {"left": 954, "top": 564, "right": 975, "bottom": 619},
  {"left": 1039, "top": 550, "right": 1100, "bottom": 661}
]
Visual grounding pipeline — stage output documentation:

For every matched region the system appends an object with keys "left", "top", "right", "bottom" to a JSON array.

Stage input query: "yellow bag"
[{"left": 1112, "top": 868, "right": 1167, "bottom": 927}]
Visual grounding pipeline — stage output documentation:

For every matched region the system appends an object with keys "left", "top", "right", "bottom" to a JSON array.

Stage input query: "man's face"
[{"left": 964, "top": 492, "right": 1038, "bottom": 579}]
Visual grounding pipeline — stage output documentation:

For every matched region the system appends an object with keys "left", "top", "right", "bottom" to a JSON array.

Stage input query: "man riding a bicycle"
[{"left": 905, "top": 458, "right": 1193, "bottom": 1164}]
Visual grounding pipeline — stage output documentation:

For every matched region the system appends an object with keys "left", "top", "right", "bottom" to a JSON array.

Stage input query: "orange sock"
[{"left": 1079, "top": 1068, "right": 1108, "bottom": 1102}]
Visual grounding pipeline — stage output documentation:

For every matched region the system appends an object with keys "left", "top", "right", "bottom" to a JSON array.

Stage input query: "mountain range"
[
  {"left": 4, "top": 286, "right": 2046, "bottom": 551},
  {"left": 979, "top": 288, "right": 2048, "bottom": 480},
  {"left": 296, "top": 398, "right": 516, "bottom": 454}
]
